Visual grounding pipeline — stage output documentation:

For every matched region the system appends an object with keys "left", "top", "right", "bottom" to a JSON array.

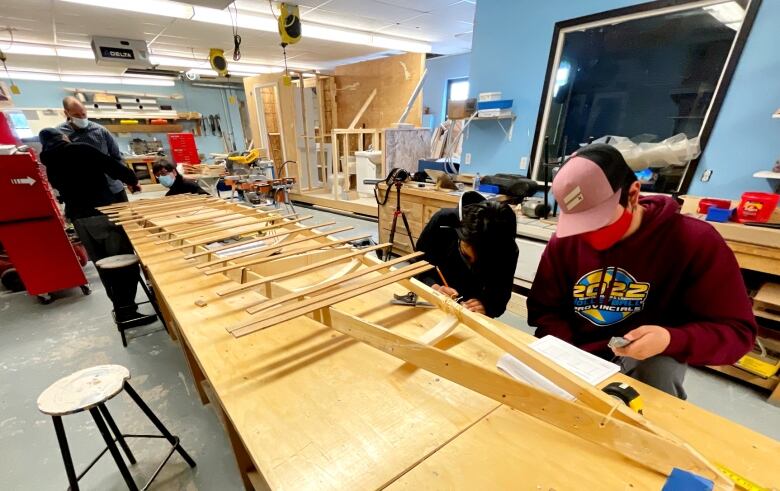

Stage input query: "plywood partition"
[
  {"left": 335, "top": 53, "right": 426, "bottom": 129},
  {"left": 243, "top": 74, "right": 300, "bottom": 191}
]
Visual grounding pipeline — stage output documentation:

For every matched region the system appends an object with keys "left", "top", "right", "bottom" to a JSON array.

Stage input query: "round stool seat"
[
  {"left": 37, "top": 365, "right": 130, "bottom": 416},
  {"left": 95, "top": 254, "right": 139, "bottom": 270}
]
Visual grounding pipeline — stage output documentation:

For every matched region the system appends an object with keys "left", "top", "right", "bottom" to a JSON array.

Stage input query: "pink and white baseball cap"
[{"left": 552, "top": 144, "right": 636, "bottom": 238}]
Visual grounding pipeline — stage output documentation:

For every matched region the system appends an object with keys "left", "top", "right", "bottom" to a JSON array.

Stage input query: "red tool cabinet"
[{"left": 0, "top": 152, "right": 89, "bottom": 301}]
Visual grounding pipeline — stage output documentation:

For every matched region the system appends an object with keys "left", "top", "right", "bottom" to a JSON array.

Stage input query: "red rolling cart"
[{"left": 0, "top": 151, "right": 90, "bottom": 303}]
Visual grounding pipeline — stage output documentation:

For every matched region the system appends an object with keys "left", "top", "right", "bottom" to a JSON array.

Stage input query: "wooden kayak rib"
[
  {"left": 215, "top": 242, "right": 391, "bottom": 297},
  {"left": 183, "top": 221, "right": 336, "bottom": 260},
  {"left": 195, "top": 226, "right": 353, "bottom": 269},
  {"left": 203, "top": 234, "right": 372, "bottom": 275}
]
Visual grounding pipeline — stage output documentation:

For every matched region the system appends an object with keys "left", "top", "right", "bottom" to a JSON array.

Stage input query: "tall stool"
[
  {"left": 37, "top": 365, "right": 196, "bottom": 490},
  {"left": 94, "top": 254, "right": 160, "bottom": 347}
]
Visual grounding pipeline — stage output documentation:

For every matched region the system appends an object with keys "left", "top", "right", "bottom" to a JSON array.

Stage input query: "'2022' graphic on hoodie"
[{"left": 572, "top": 267, "right": 650, "bottom": 326}]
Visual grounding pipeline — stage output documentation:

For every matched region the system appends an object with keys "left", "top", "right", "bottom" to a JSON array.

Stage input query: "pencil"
[{"left": 436, "top": 266, "right": 449, "bottom": 288}]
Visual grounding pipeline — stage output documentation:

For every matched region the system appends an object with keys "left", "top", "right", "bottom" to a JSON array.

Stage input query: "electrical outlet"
[
  {"left": 520, "top": 156, "right": 528, "bottom": 171},
  {"left": 701, "top": 169, "right": 713, "bottom": 182},
  {"left": 464, "top": 153, "right": 472, "bottom": 165}
]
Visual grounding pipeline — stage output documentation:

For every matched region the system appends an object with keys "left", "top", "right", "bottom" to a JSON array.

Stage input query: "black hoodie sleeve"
[
  {"left": 478, "top": 243, "right": 518, "bottom": 318},
  {"left": 414, "top": 210, "right": 446, "bottom": 286},
  {"left": 83, "top": 145, "right": 138, "bottom": 186}
]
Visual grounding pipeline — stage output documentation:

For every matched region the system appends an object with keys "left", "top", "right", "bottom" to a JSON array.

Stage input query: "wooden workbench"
[{"left": 119, "top": 197, "right": 780, "bottom": 490}]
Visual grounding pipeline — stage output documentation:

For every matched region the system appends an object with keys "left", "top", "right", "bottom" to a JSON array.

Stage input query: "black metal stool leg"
[
  {"left": 89, "top": 407, "right": 138, "bottom": 491},
  {"left": 52, "top": 416, "right": 80, "bottom": 491},
  {"left": 99, "top": 404, "right": 136, "bottom": 465},
  {"left": 123, "top": 382, "right": 196, "bottom": 468},
  {"left": 137, "top": 278, "right": 163, "bottom": 326}
]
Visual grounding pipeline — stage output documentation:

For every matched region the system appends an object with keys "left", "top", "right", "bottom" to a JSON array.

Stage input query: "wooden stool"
[
  {"left": 94, "top": 255, "right": 161, "bottom": 347},
  {"left": 37, "top": 365, "right": 196, "bottom": 490}
]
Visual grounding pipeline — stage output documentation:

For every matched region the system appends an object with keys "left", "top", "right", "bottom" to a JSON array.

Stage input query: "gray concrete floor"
[{"left": 1, "top": 205, "right": 778, "bottom": 490}]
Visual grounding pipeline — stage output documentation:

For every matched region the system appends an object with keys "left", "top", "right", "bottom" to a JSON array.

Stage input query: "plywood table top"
[{"left": 124, "top": 212, "right": 780, "bottom": 490}]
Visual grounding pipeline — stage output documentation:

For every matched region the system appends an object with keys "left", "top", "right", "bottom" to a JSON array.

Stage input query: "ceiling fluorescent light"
[
  {"left": 149, "top": 55, "right": 210, "bottom": 69},
  {"left": 4, "top": 44, "right": 57, "bottom": 57},
  {"left": 60, "top": 0, "right": 194, "bottom": 18},
  {"left": 0, "top": 70, "right": 60, "bottom": 82},
  {"left": 120, "top": 77, "right": 175, "bottom": 86},
  {"left": 0, "top": 70, "right": 174, "bottom": 86},
  {"left": 56, "top": 47, "right": 95, "bottom": 59}
]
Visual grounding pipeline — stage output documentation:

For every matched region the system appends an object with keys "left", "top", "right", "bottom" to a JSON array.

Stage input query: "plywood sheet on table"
[{"left": 128, "top": 231, "right": 503, "bottom": 490}]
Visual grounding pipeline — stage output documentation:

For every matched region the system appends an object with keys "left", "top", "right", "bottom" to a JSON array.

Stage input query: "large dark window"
[{"left": 531, "top": 0, "right": 761, "bottom": 193}]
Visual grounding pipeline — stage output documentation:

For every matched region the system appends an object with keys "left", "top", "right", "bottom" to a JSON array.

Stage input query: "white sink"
[{"left": 355, "top": 150, "right": 382, "bottom": 165}]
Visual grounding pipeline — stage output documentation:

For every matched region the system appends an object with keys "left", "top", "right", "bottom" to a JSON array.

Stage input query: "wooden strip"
[
  {"left": 418, "top": 315, "right": 459, "bottom": 345},
  {"left": 184, "top": 221, "right": 336, "bottom": 259},
  {"left": 149, "top": 210, "right": 235, "bottom": 228},
  {"left": 215, "top": 242, "right": 391, "bottom": 297},
  {"left": 348, "top": 88, "right": 377, "bottom": 130},
  {"left": 203, "top": 233, "right": 371, "bottom": 275},
  {"left": 135, "top": 208, "right": 275, "bottom": 239},
  {"left": 169, "top": 216, "right": 311, "bottom": 251},
  {"left": 393, "top": 279, "right": 646, "bottom": 428},
  {"left": 245, "top": 252, "right": 423, "bottom": 313},
  {"left": 157, "top": 213, "right": 295, "bottom": 244},
  {"left": 107, "top": 197, "right": 216, "bottom": 216},
  {"left": 196, "top": 225, "right": 352, "bottom": 268},
  {"left": 112, "top": 205, "right": 222, "bottom": 224},
  {"left": 230, "top": 262, "right": 432, "bottom": 336},
  {"left": 322, "top": 309, "right": 730, "bottom": 488},
  {"left": 97, "top": 194, "right": 196, "bottom": 211},
  {"left": 133, "top": 215, "right": 259, "bottom": 244}
]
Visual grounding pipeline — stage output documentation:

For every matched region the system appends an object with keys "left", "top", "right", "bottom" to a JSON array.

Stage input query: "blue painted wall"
[
  {"left": 463, "top": 0, "right": 780, "bottom": 199},
  {"left": 423, "top": 53, "right": 471, "bottom": 125},
  {"left": 9, "top": 79, "right": 247, "bottom": 159}
]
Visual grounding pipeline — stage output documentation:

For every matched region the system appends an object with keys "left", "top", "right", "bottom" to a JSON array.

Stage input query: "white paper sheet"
[{"left": 529, "top": 335, "right": 620, "bottom": 385}]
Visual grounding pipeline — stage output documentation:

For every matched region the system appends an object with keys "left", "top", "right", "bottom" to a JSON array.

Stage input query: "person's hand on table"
[
  {"left": 129, "top": 184, "right": 142, "bottom": 194},
  {"left": 612, "top": 325, "right": 671, "bottom": 360},
  {"left": 462, "top": 298, "right": 486, "bottom": 315},
  {"left": 432, "top": 284, "right": 459, "bottom": 299}
]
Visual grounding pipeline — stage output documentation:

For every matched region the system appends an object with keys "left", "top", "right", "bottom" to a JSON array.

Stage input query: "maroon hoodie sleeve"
[
  {"left": 527, "top": 237, "right": 575, "bottom": 343},
  {"left": 662, "top": 222, "right": 756, "bottom": 365}
]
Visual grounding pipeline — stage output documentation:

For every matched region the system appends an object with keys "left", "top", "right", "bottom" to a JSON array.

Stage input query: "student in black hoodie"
[
  {"left": 39, "top": 128, "right": 152, "bottom": 325},
  {"left": 416, "top": 191, "right": 518, "bottom": 317},
  {"left": 152, "top": 161, "right": 209, "bottom": 196}
]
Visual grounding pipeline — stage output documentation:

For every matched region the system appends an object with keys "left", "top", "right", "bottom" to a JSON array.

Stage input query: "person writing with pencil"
[{"left": 415, "top": 191, "right": 519, "bottom": 317}]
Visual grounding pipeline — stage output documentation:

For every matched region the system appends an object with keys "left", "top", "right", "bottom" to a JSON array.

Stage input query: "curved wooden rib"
[
  {"left": 289, "top": 259, "right": 362, "bottom": 292},
  {"left": 184, "top": 221, "right": 336, "bottom": 260},
  {"left": 215, "top": 243, "right": 392, "bottom": 297}
]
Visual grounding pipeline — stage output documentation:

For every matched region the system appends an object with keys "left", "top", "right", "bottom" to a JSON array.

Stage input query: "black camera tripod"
[
  {"left": 371, "top": 169, "right": 415, "bottom": 260},
  {"left": 384, "top": 180, "right": 415, "bottom": 260}
]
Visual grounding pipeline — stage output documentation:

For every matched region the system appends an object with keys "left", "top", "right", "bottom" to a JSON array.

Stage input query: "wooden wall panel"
[{"left": 335, "top": 53, "right": 425, "bottom": 129}]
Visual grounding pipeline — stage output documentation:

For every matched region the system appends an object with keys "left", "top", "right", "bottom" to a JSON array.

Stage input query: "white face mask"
[{"left": 70, "top": 117, "right": 89, "bottom": 129}]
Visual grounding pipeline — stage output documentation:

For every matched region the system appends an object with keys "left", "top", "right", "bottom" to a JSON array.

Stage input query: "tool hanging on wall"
[
  {"left": 0, "top": 49, "right": 21, "bottom": 95},
  {"left": 214, "top": 115, "right": 223, "bottom": 137},
  {"left": 208, "top": 115, "right": 216, "bottom": 135},
  {"left": 271, "top": 2, "right": 302, "bottom": 86}
]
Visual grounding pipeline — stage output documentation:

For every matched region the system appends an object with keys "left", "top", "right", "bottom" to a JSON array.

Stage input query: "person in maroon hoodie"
[{"left": 527, "top": 144, "right": 756, "bottom": 398}]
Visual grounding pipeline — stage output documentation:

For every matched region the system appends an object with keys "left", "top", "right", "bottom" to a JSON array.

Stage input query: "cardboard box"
[{"left": 447, "top": 98, "right": 476, "bottom": 120}]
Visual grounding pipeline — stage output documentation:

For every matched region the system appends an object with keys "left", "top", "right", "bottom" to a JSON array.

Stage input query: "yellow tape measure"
[{"left": 715, "top": 463, "right": 769, "bottom": 491}]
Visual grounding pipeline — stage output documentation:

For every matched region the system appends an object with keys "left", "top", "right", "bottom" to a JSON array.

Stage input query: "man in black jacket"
[
  {"left": 39, "top": 128, "right": 151, "bottom": 325},
  {"left": 152, "top": 161, "right": 209, "bottom": 196},
  {"left": 416, "top": 191, "right": 518, "bottom": 317}
]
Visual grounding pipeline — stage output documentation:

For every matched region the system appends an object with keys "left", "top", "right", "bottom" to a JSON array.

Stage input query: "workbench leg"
[
  {"left": 224, "top": 412, "right": 263, "bottom": 491},
  {"left": 179, "top": 336, "right": 209, "bottom": 405},
  {"left": 769, "top": 382, "right": 780, "bottom": 407}
]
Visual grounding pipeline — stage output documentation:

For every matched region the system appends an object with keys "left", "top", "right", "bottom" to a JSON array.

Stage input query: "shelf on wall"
[
  {"left": 105, "top": 124, "right": 184, "bottom": 134},
  {"left": 754, "top": 170, "right": 780, "bottom": 179},
  {"left": 470, "top": 114, "right": 516, "bottom": 141}
]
